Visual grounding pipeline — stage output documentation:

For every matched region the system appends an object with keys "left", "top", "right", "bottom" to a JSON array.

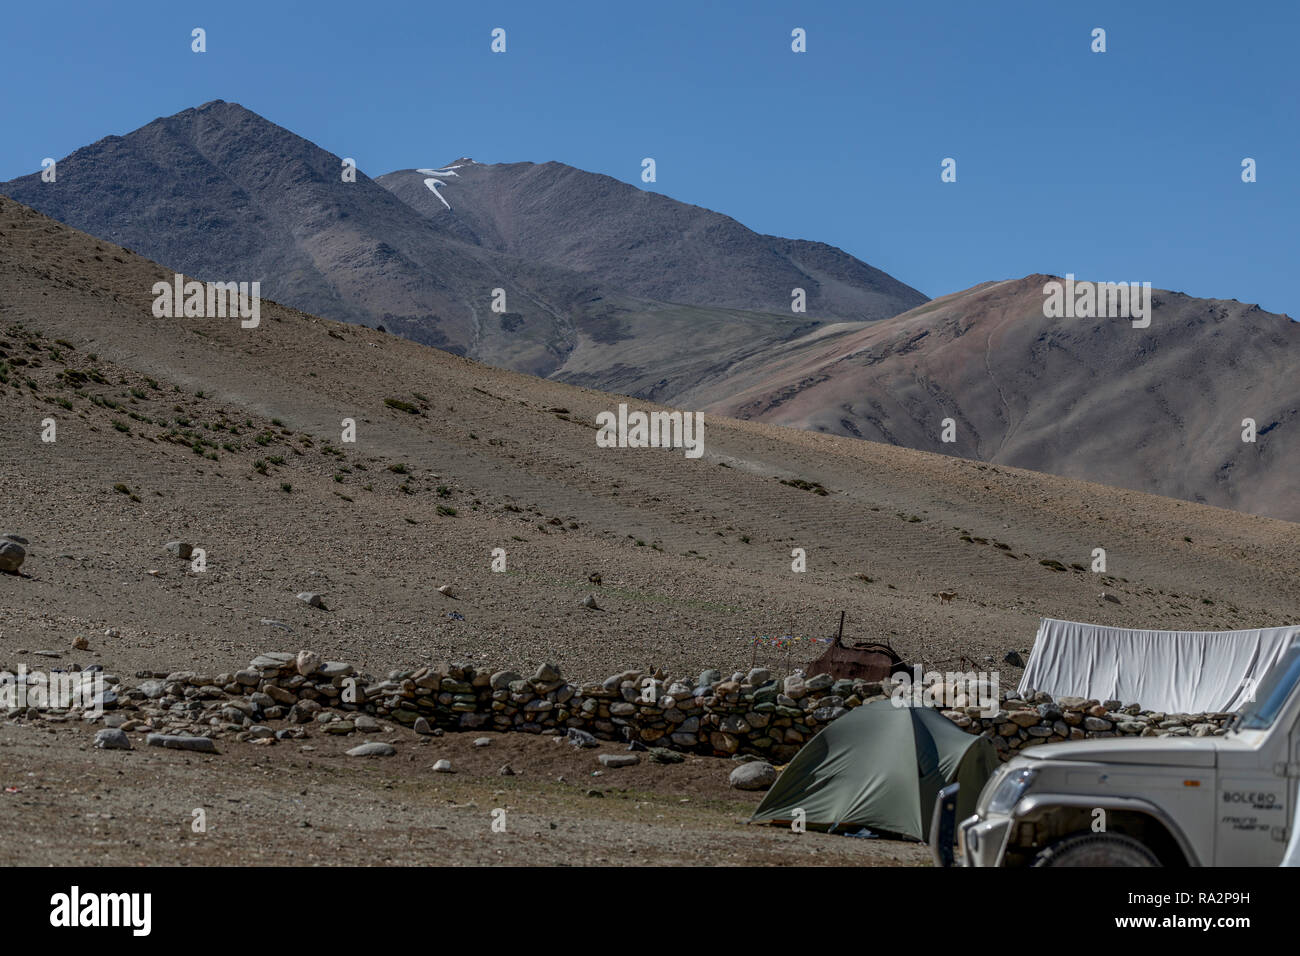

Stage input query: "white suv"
[{"left": 932, "top": 640, "right": 1300, "bottom": 866}]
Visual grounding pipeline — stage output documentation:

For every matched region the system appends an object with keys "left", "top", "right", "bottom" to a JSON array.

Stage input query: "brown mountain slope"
[
  {"left": 377, "top": 159, "right": 925, "bottom": 321},
  {"left": 2, "top": 197, "right": 1298, "bottom": 688},
  {"left": 0, "top": 101, "right": 923, "bottom": 390},
  {"left": 683, "top": 277, "right": 1300, "bottom": 521}
]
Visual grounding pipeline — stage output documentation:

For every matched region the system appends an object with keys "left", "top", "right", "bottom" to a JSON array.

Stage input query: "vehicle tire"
[{"left": 1031, "top": 832, "right": 1162, "bottom": 867}]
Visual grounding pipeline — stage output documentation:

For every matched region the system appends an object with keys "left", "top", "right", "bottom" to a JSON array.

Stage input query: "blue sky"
[{"left": 2, "top": 0, "right": 1296, "bottom": 316}]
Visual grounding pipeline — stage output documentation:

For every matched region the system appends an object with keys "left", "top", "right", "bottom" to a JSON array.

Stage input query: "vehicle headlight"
[{"left": 986, "top": 768, "right": 1038, "bottom": 814}]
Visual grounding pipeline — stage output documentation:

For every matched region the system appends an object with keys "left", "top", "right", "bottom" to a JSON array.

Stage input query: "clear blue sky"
[{"left": 3, "top": 0, "right": 1296, "bottom": 316}]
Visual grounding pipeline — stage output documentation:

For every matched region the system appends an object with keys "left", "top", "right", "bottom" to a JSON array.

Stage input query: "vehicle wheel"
[{"left": 1031, "top": 832, "right": 1161, "bottom": 867}]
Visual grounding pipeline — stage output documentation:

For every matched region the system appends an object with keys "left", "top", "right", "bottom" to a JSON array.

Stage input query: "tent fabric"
[
  {"left": 748, "top": 701, "right": 998, "bottom": 842},
  {"left": 1019, "top": 618, "right": 1300, "bottom": 714}
]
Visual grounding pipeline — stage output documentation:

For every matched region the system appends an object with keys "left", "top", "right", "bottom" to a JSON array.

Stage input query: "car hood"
[{"left": 1018, "top": 735, "right": 1231, "bottom": 768}]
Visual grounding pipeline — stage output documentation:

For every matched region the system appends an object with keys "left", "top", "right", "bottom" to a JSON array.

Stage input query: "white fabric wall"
[{"left": 1018, "top": 618, "right": 1300, "bottom": 713}]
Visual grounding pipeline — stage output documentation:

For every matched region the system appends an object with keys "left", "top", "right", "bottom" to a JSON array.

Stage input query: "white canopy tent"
[{"left": 1018, "top": 618, "right": 1300, "bottom": 714}]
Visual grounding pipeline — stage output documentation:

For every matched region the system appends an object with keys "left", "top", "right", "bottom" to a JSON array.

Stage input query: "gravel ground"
[{"left": 0, "top": 718, "right": 928, "bottom": 867}]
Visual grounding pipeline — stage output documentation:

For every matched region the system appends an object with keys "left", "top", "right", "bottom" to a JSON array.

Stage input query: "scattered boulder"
[
  {"left": 432, "top": 759, "right": 454, "bottom": 773},
  {"left": 146, "top": 734, "right": 217, "bottom": 753},
  {"left": 648, "top": 747, "right": 685, "bottom": 764},
  {"left": 72, "top": 635, "right": 89, "bottom": 651},
  {"left": 581, "top": 594, "right": 600, "bottom": 610},
  {"left": 347, "top": 742, "right": 396, "bottom": 757},
  {"left": 0, "top": 540, "right": 26, "bottom": 574},
  {"left": 729, "top": 761, "right": 778, "bottom": 791},
  {"left": 598, "top": 754, "right": 640, "bottom": 768},
  {"left": 93, "top": 728, "right": 131, "bottom": 751},
  {"left": 164, "top": 541, "right": 193, "bottom": 560},
  {"left": 296, "top": 592, "right": 326, "bottom": 610},
  {"left": 1003, "top": 650, "right": 1025, "bottom": 668},
  {"left": 438, "top": 584, "right": 457, "bottom": 598}
]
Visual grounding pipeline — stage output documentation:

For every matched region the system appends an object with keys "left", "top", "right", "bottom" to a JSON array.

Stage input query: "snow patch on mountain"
[{"left": 416, "top": 164, "right": 467, "bottom": 210}]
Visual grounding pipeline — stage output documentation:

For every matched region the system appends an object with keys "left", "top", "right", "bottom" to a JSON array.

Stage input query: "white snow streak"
[{"left": 416, "top": 165, "right": 465, "bottom": 210}]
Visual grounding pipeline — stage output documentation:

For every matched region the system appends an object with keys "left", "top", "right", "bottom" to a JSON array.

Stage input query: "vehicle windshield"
[{"left": 1237, "top": 644, "right": 1300, "bottom": 731}]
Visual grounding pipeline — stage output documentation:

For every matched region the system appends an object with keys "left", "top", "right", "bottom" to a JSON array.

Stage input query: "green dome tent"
[{"left": 749, "top": 701, "right": 999, "bottom": 841}]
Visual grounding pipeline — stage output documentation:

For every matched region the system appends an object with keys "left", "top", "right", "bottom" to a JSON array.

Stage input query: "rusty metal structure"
[{"left": 810, "top": 612, "right": 909, "bottom": 682}]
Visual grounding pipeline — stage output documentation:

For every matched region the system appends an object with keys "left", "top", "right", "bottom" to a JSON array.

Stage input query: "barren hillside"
[
  {"left": 2, "top": 196, "right": 1297, "bottom": 688},
  {"left": 685, "top": 277, "right": 1300, "bottom": 521}
]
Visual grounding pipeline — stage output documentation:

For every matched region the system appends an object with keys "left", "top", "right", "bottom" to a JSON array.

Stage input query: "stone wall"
[{"left": 72, "top": 653, "right": 1232, "bottom": 760}]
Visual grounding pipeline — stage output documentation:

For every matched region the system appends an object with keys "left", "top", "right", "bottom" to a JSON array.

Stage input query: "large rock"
[
  {"left": 490, "top": 670, "right": 522, "bottom": 690},
  {"left": 729, "top": 761, "right": 777, "bottom": 791},
  {"left": 164, "top": 541, "right": 193, "bottom": 560},
  {"left": 146, "top": 734, "right": 217, "bottom": 753},
  {"left": 598, "top": 754, "right": 640, "bottom": 768},
  {"left": 296, "top": 592, "right": 327, "bottom": 609},
  {"left": 805, "top": 673, "right": 834, "bottom": 692},
  {"left": 347, "top": 742, "right": 397, "bottom": 757},
  {"left": 250, "top": 652, "right": 295, "bottom": 672},
  {"left": 93, "top": 728, "right": 131, "bottom": 750},
  {"left": 532, "top": 663, "right": 561, "bottom": 683},
  {"left": 0, "top": 540, "right": 26, "bottom": 574}
]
